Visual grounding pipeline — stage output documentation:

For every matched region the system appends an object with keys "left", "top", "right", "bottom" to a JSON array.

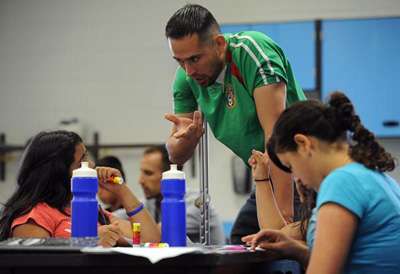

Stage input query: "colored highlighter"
[{"left": 132, "top": 223, "right": 141, "bottom": 245}]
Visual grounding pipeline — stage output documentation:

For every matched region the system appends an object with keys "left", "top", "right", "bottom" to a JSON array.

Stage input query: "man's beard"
[{"left": 203, "top": 59, "right": 224, "bottom": 87}]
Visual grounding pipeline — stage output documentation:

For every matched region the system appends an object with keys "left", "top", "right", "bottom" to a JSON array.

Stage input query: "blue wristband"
[{"left": 126, "top": 203, "right": 144, "bottom": 218}]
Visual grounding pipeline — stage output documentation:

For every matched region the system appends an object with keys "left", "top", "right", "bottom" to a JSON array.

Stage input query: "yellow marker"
[
  {"left": 132, "top": 223, "right": 141, "bottom": 244},
  {"left": 110, "top": 176, "right": 124, "bottom": 185}
]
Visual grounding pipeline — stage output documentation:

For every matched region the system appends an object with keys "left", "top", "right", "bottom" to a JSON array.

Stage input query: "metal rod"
[
  {"left": 92, "top": 132, "right": 100, "bottom": 163},
  {"left": 0, "top": 133, "right": 5, "bottom": 181},
  {"left": 315, "top": 19, "right": 322, "bottom": 99},
  {"left": 199, "top": 119, "right": 210, "bottom": 246}
]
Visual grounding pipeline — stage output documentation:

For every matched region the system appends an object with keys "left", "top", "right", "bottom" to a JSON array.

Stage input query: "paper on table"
[
  {"left": 113, "top": 247, "right": 202, "bottom": 263},
  {"left": 82, "top": 246, "right": 203, "bottom": 264}
]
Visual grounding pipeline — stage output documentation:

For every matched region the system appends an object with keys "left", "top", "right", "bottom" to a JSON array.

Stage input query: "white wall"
[{"left": 1, "top": 0, "right": 400, "bottom": 222}]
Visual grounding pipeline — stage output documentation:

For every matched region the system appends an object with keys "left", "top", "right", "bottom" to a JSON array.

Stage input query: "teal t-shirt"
[
  {"left": 308, "top": 162, "right": 400, "bottom": 274},
  {"left": 173, "top": 31, "right": 306, "bottom": 163}
]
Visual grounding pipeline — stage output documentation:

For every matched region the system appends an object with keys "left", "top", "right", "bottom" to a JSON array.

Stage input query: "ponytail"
[
  {"left": 271, "top": 91, "right": 396, "bottom": 173},
  {"left": 328, "top": 92, "right": 395, "bottom": 172}
]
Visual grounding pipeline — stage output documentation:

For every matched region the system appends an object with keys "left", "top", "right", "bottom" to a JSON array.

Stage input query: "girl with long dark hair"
[
  {"left": 0, "top": 130, "right": 160, "bottom": 246},
  {"left": 243, "top": 92, "right": 400, "bottom": 273}
]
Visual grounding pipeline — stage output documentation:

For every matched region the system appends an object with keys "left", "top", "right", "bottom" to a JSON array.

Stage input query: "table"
[{"left": 0, "top": 248, "right": 279, "bottom": 274}]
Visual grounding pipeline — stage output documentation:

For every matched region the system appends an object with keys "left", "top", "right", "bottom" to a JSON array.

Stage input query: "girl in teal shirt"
[{"left": 243, "top": 92, "right": 400, "bottom": 274}]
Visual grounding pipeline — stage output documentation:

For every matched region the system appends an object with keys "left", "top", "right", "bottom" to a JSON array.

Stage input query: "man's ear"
[
  {"left": 214, "top": 34, "right": 226, "bottom": 53},
  {"left": 293, "top": 134, "right": 312, "bottom": 156}
]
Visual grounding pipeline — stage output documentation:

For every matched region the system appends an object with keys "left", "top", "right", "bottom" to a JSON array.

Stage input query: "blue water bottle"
[
  {"left": 161, "top": 164, "right": 186, "bottom": 247},
  {"left": 71, "top": 162, "right": 98, "bottom": 246}
]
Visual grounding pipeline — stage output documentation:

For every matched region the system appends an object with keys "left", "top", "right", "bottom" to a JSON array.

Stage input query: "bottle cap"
[
  {"left": 162, "top": 164, "right": 185, "bottom": 180},
  {"left": 72, "top": 162, "right": 97, "bottom": 177}
]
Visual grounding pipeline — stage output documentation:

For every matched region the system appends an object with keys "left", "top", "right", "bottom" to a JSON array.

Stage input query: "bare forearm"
[
  {"left": 166, "top": 135, "right": 198, "bottom": 165},
  {"left": 130, "top": 210, "right": 161, "bottom": 243},
  {"left": 256, "top": 181, "right": 286, "bottom": 229},
  {"left": 292, "top": 240, "right": 310, "bottom": 268},
  {"left": 118, "top": 186, "right": 141, "bottom": 211},
  {"left": 118, "top": 186, "right": 161, "bottom": 243}
]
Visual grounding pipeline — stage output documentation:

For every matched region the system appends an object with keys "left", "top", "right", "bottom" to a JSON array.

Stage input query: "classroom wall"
[{"left": 1, "top": 0, "right": 400, "bottom": 223}]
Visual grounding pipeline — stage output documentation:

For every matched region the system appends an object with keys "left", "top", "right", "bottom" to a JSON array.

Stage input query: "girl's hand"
[
  {"left": 109, "top": 215, "right": 133, "bottom": 238},
  {"left": 242, "top": 229, "right": 301, "bottom": 258},
  {"left": 98, "top": 223, "right": 123, "bottom": 247},
  {"left": 248, "top": 149, "right": 270, "bottom": 181},
  {"left": 96, "top": 166, "right": 125, "bottom": 195},
  {"left": 96, "top": 166, "right": 122, "bottom": 183}
]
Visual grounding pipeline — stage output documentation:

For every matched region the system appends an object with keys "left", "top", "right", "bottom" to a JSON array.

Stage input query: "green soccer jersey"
[{"left": 172, "top": 31, "right": 306, "bottom": 163}]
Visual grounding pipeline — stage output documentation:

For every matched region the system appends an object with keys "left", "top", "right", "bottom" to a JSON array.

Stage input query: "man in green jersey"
[{"left": 164, "top": 4, "right": 306, "bottom": 243}]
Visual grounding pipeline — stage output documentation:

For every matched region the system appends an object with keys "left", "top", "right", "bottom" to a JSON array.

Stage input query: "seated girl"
[
  {"left": 0, "top": 130, "right": 160, "bottom": 247},
  {"left": 249, "top": 148, "right": 316, "bottom": 241},
  {"left": 243, "top": 92, "right": 400, "bottom": 273}
]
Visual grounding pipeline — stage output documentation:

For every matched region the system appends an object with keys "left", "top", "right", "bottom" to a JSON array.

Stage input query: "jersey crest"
[{"left": 225, "top": 83, "right": 236, "bottom": 109}]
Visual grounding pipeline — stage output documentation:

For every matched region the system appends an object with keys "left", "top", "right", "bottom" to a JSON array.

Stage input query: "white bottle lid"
[
  {"left": 72, "top": 162, "right": 97, "bottom": 178},
  {"left": 162, "top": 164, "right": 185, "bottom": 180}
]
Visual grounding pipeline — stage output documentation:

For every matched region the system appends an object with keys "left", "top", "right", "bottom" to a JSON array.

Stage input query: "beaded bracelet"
[{"left": 126, "top": 202, "right": 144, "bottom": 218}]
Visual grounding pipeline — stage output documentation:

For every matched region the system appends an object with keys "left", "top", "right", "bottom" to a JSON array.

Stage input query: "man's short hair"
[
  {"left": 165, "top": 4, "right": 220, "bottom": 42},
  {"left": 96, "top": 155, "right": 126, "bottom": 180},
  {"left": 143, "top": 145, "right": 184, "bottom": 172},
  {"left": 143, "top": 145, "right": 172, "bottom": 172}
]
